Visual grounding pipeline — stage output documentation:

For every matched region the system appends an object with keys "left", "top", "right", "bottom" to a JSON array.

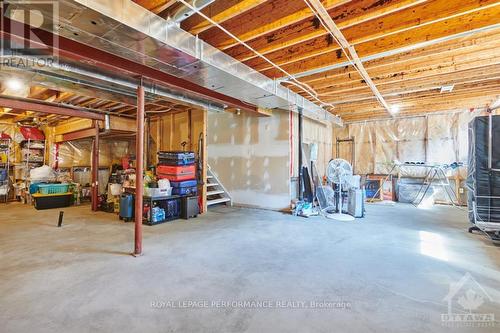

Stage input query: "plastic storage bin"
[
  {"left": 33, "top": 193, "right": 72, "bottom": 210},
  {"left": 119, "top": 193, "right": 134, "bottom": 222},
  {"left": 37, "top": 183, "right": 70, "bottom": 195}
]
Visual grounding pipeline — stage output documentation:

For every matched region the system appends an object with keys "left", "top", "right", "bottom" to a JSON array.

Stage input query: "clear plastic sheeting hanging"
[
  {"left": 334, "top": 109, "right": 496, "bottom": 177},
  {"left": 51, "top": 140, "right": 133, "bottom": 168}
]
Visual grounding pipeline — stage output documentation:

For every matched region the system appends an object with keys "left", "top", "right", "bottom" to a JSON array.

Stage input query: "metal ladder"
[{"left": 206, "top": 164, "right": 232, "bottom": 207}]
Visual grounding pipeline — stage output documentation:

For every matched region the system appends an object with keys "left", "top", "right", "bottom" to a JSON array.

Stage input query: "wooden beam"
[
  {"left": 335, "top": 82, "right": 500, "bottom": 121},
  {"left": 257, "top": 108, "right": 273, "bottom": 117},
  {"left": 108, "top": 115, "right": 137, "bottom": 132},
  {"left": 54, "top": 118, "right": 94, "bottom": 135},
  {"left": 297, "top": 55, "right": 500, "bottom": 98},
  {"left": 323, "top": 73, "right": 500, "bottom": 104},
  {"left": 306, "top": 0, "right": 392, "bottom": 114},
  {"left": 261, "top": 5, "right": 500, "bottom": 77},
  {"left": 295, "top": 39, "right": 500, "bottom": 92},
  {"left": 296, "top": 26, "right": 500, "bottom": 84},
  {"left": 55, "top": 127, "right": 98, "bottom": 143},
  {"left": 151, "top": 0, "right": 177, "bottom": 14},
  {"left": 337, "top": 81, "right": 500, "bottom": 106},
  {"left": 341, "top": 96, "right": 498, "bottom": 120},
  {"left": 181, "top": 0, "right": 268, "bottom": 35},
  {"left": 133, "top": 0, "right": 173, "bottom": 12},
  {"left": 250, "top": 0, "right": 499, "bottom": 73},
  {"left": 197, "top": 0, "right": 350, "bottom": 50},
  {"left": 225, "top": 0, "right": 427, "bottom": 62},
  {"left": 55, "top": 91, "right": 74, "bottom": 102}
]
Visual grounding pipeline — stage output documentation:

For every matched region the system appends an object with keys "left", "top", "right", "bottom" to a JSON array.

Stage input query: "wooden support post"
[{"left": 134, "top": 85, "right": 145, "bottom": 256}]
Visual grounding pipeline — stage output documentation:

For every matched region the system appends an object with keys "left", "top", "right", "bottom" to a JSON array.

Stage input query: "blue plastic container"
[{"left": 119, "top": 193, "right": 134, "bottom": 222}]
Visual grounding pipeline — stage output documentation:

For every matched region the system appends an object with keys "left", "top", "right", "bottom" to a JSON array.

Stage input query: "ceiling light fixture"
[
  {"left": 440, "top": 84, "right": 455, "bottom": 93},
  {"left": 390, "top": 105, "right": 400, "bottom": 114},
  {"left": 5, "top": 78, "right": 24, "bottom": 91}
]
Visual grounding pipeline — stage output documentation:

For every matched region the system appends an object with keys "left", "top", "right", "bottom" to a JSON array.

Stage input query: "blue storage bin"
[
  {"left": 119, "top": 193, "right": 134, "bottom": 222},
  {"left": 0, "top": 169, "right": 7, "bottom": 181}
]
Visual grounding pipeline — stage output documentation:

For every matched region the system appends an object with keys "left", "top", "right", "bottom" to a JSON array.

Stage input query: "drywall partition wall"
[
  {"left": 207, "top": 110, "right": 290, "bottom": 210},
  {"left": 334, "top": 109, "right": 497, "bottom": 177}
]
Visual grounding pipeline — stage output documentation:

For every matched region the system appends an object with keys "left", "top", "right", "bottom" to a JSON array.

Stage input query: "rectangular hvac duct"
[{"left": 4, "top": 0, "right": 341, "bottom": 125}]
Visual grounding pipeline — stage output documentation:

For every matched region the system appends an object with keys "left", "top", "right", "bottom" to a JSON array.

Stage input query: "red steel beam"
[
  {"left": 134, "top": 85, "right": 145, "bottom": 256},
  {"left": 0, "top": 96, "right": 105, "bottom": 120},
  {"left": 91, "top": 121, "right": 100, "bottom": 212},
  {"left": 1, "top": 18, "right": 258, "bottom": 113}
]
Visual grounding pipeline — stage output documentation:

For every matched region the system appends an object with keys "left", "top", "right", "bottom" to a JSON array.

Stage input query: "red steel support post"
[
  {"left": 91, "top": 121, "right": 99, "bottom": 211},
  {"left": 134, "top": 85, "right": 145, "bottom": 255}
]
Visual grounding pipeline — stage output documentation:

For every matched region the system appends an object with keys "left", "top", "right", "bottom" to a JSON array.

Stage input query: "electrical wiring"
[
  {"left": 176, "top": 0, "right": 335, "bottom": 110},
  {"left": 280, "top": 80, "right": 334, "bottom": 109},
  {"left": 303, "top": 0, "right": 392, "bottom": 114}
]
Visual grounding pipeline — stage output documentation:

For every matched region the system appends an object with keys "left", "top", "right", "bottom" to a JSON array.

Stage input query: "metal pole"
[
  {"left": 91, "top": 121, "right": 99, "bottom": 211},
  {"left": 134, "top": 85, "right": 145, "bottom": 256}
]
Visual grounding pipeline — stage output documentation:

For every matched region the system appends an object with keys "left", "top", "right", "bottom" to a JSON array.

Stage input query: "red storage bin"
[{"left": 157, "top": 165, "right": 195, "bottom": 181}]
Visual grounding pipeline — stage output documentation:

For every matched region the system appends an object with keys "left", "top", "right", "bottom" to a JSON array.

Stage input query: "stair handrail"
[{"left": 207, "top": 164, "right": 232, "bottom": 204}]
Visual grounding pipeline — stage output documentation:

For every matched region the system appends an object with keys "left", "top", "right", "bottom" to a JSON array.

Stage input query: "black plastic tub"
[{"left": 33, "top": 193, "right": 72, "bottom": 210}]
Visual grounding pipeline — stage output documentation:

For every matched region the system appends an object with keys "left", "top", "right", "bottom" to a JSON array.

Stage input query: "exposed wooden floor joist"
[{"left": 137, "top": 0, "right": 500, "bottom": 121}]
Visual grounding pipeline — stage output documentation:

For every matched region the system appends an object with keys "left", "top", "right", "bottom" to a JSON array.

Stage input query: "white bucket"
[{"left": 109, "top": 183, "right": 122, "bottom": 196}]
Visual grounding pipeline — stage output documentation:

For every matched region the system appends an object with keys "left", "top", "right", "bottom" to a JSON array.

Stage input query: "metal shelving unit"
[{"left": 0, "top": 138, "right": 11, "bottom": 203}]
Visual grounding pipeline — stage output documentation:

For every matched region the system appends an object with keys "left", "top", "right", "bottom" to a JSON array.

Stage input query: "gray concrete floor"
[{"left": 0, "top": 202, "right": 499, "bottom": 333}]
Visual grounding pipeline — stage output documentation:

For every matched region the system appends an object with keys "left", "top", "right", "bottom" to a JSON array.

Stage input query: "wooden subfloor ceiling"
[{"left": 135, "top": 0, "right": 500, "bottom": 122}]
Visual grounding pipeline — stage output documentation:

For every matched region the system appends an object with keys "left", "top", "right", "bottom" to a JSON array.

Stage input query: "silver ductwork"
[
  {"left": 1, "top": 56, "right": 226, "bottom": 112},
  {"left": 52, "top": 60, "right": 226, "bottom": 112},
  {"left": 6, "top": 0, "right": 342, "bottom": 125},
  {"left": 171, "top": 0, "right": 216, "bottom": 23},
  {"left": 104, "top": 114, "right": 110, "bottom": 129}
]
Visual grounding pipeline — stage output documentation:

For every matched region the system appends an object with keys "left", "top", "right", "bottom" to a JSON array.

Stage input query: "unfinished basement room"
[{"left": 0, "top": 0, "right": 499, "bottom": 332}]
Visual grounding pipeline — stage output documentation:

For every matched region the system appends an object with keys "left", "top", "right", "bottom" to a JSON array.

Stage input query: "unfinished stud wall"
[
  {"left": 149, "top": 109, "right": 206, "bottom": 162},
  {"left": 207, "top": 110, "right": 290, "bottom": 210},
  {"left": 150, "top": 109, "right": 207, "bottom": 210}
]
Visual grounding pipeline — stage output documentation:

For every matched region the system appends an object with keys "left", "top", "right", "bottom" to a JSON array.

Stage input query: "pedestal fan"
[{"left": 326, "top": 158, "right": 355, "bottom": 221}]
